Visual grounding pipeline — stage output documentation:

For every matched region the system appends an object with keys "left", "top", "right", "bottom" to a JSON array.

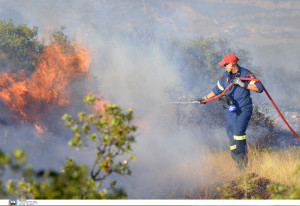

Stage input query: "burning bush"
[{"left": 0, "top": 30, "right": 90, "bottom": 127}]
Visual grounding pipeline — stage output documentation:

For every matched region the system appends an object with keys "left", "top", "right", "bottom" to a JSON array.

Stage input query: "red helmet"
[{"left": 218, "top": 53, "right": 239, "bottom": 66}]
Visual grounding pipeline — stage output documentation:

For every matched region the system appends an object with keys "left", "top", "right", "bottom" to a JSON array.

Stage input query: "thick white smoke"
[{"left": 0, "top": 0, "right": 299, "bottom": 198}]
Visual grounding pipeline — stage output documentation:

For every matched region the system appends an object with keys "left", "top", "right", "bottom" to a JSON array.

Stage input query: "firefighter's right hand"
[{"left": 197, "top": 96, "right": 207, "bottom": 104}]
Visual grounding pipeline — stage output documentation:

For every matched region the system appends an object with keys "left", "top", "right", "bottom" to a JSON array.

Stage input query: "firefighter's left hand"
[{"left": 233, "top": 78, "right": 246, "bottom": 88}]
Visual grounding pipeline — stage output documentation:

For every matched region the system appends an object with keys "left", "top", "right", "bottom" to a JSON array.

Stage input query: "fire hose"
[{"left": 171, "top": 77, "right": 300, "bottom": 140}]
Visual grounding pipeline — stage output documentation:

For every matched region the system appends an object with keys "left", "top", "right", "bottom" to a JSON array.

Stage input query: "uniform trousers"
[{"left": 225, "top": 105, "right": 253, "bottom": 169}]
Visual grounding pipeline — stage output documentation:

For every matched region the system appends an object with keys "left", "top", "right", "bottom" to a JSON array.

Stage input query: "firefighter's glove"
[
  {"left": 233, "top": 77, "right": 246, "bottom": 88},
  {"left": 197, "top": 96, "right": 207, "bottom": 104}
]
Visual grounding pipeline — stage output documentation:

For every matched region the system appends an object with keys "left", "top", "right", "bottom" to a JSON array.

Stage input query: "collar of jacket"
[{"left": 226, "top": 65, "right": 241, "bottom": 79}]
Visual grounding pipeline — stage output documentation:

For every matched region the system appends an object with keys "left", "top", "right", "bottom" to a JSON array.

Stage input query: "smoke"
[
  {"left": 89, "top": 34, "right": 227, "bottom": 197},
  {"left": 0, "top": 0, "right": 299, "bottom": 199}
]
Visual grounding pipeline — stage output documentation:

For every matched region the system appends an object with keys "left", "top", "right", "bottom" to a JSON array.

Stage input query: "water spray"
[{"left": 167, "top": 101, "right": 200, "bottom": 104}]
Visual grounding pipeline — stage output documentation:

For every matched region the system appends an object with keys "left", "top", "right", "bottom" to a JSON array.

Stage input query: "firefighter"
[{"left": 199, "top": 53, "right": 263, "bottom": 169}]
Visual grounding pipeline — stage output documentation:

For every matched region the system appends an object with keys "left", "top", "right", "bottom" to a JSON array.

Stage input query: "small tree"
[
  {"left": 3, "top": 95, "right": 136, "bottom": 199},
  {"left": 62, "top": 94, "right": 136, "bottom": 186}
]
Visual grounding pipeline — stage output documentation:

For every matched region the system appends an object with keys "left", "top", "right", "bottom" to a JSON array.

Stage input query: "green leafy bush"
[
  {"left": 1, "top": 95, "right": 136, "bottom": 199},
  {"left": 0, "top": 19, "right": 44, "bottom": 72}
]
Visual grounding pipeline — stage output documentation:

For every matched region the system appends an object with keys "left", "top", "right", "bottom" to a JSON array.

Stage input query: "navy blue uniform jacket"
[{"left": 212, "top": 65, "right": 264, "bottom": 109}]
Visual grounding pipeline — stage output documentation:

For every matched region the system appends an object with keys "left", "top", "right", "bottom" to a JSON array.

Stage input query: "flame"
[
  {"left": 291, "top": 115, "right": 299, "bottom": 121},
  {"left": 0, "top": 41, "right": 91, "bottom": 130},
  {"left": 34, "top": 123, "right": 44, "bottom": 135},
  {"left": 93, "top": 93, "right": 110, "bottom": 112}
]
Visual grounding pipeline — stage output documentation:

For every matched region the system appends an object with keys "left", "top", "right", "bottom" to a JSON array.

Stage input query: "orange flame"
[
  {"left": 292, "top": 115, "right": 299, "bottom": 121},
  {"left": 34, "top": 123, "right": 44, "bottom": 135},
  {"left": 0, "top": 41, "right": 91, "bottom": 129},
  {"left": 93, "top": 93, "right": 110, "bottom": 112}
]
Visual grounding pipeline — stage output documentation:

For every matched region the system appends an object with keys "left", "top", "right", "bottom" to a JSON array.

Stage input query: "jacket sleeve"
[
  {"left": 253, "top": 81, "right": 263, "bottom": 93},
  {"left": 246, "top": 72, "right": 264, "bottom": 93},
  {"left": 212, "top": 77, "right": 225, "bottom": 95}
]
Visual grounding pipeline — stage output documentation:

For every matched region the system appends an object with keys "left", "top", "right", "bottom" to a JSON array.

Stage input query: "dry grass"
[
  {"left": 157, "top": 146, "right": 300, "bottom": 199},
  {"left": 201, "top": 146, "right": 300, "bottom": 187},
  {"left": 202, "top": 148, "right": 239, "bottom": 183},
  {"left": 192, "top": 146, "right": 300, "bottom": 198},
  {"left": 247, "top": 146, "right": 300, "bottom": 186}
]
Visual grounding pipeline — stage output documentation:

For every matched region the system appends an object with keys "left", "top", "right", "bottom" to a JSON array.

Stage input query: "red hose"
[{"left": 202, "top": 77, "right": 300, "bottom": 140}]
